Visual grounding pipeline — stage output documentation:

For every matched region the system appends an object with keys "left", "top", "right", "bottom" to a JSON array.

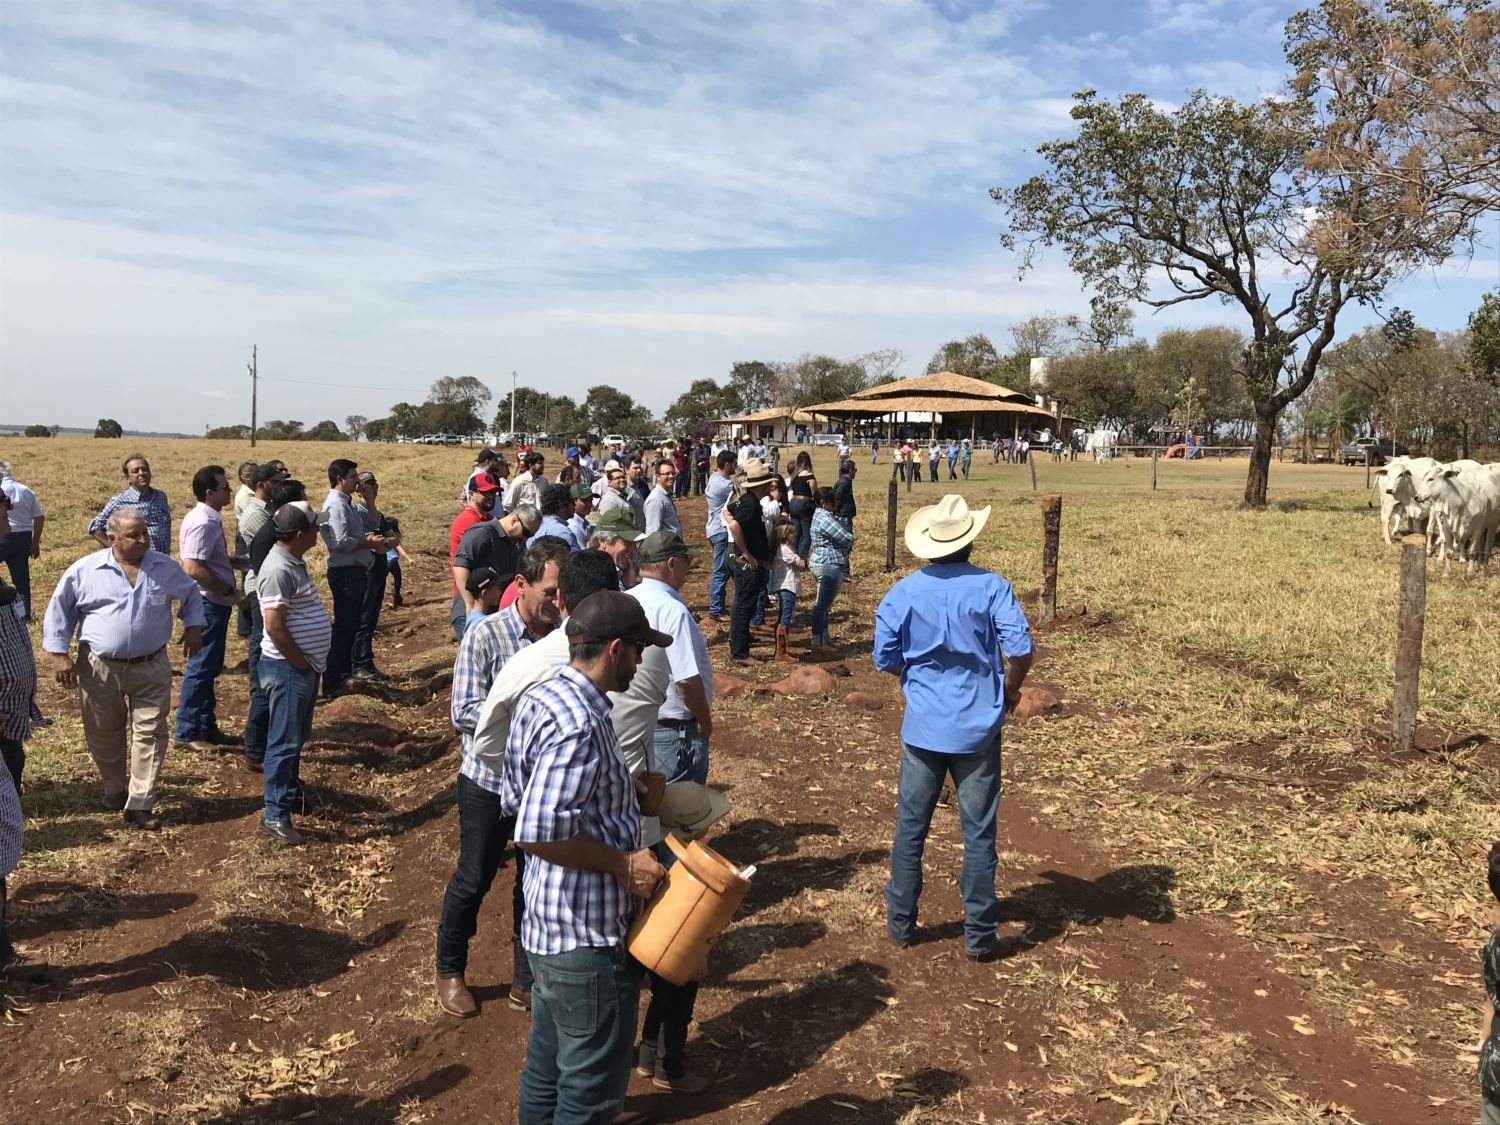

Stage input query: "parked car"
[
  {"left": 603, "top": 433, "right": 627, "bottom": 449},
  {"left": 1338, "top": 436, "right": 1408, "bottom": 466}
]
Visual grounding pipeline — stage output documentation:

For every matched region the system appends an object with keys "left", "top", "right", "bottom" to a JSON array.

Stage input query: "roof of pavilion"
[
  {"left": 849, "top": 371, "right": 1036, "bottom": 404},
  {"left": 713, "top": 405, "right": 819, "bottom": 425},
  {"left": 803, "top": 394, "right": 1059, "bottom": 420}
]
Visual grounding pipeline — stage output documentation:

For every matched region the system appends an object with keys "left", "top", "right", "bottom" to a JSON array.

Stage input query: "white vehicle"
[{"left": 603, "top": 433, "right": 627, "bottom": 449}]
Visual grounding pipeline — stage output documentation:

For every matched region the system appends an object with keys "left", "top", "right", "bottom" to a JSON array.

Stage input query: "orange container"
[{"left": 627, "top": 835, "right": 750, "bottom": 985}]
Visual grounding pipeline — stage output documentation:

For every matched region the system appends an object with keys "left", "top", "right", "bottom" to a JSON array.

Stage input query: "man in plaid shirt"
[
  {"left": 436, "top": 538, "right": 568, "bottom": 1019},
  {"left": 504, "top": 591, "right": 670, "bottom": 1125}
]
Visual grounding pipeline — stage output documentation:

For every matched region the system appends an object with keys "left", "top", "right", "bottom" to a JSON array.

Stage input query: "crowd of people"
[{"left": 3, "top": 438, "right": 1492, "bottom": 1124}]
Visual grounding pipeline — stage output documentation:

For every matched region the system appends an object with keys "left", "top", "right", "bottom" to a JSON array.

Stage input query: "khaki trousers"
[{"left": 77, "top": 648, "right": 171, "bottom": 811}]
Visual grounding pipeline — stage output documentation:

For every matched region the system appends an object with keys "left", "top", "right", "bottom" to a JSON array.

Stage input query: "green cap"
[
  {"left": 594, "top": 508, "right": 645, "bottom": 542},
  {"left": 637, "top": 531, "right": 698, "bottom": 565},
  {"left": 569, "top": 482, "right": 593, "bottom": 501}
]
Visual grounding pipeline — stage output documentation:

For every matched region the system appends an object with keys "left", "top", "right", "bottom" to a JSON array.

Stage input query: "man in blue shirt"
[{"left": 873, "top": 494, "right": 1033, "bottom": 962}]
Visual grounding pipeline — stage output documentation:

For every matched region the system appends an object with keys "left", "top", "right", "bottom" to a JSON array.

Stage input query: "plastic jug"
[{"left": 627, "top": 835, "right": 750, "bottom": 985}]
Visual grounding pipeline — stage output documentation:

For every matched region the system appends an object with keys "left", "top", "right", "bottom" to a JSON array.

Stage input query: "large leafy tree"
[
  {"left": 582, "top": 385, "right": 654, "bottom": 437},
  {"left": 94, "top": 418, "right": 123, "bottom": 438},
  {"left": 1287, "top": 0, "right": 1498, "bottom": 248},
  {"left": 303, "top": 419, "right": 347, "bottom": 441},
  {"left": 775, "top": 354, "right": 873, "bottom": 408},
  {"left": 427, "top": 375, "right": 492, "bottom": 435},
  {"left": 926, "top": 334, "right": 1004, "bottom": 382},
  {"left": 664, "top": 379, "right": 743, "bottom": 437},
  {"left": 995, "top": 83, "right": 1476, "bottom": 506},
  {"left": 1470, "top": 290, "right": 1500, "bottom": 382},
  {"left": 727, "top": 362, "right": 777, "bottom": 413},
  {"left": 386, "top": 402, "right": 425, "bottom": 440}
]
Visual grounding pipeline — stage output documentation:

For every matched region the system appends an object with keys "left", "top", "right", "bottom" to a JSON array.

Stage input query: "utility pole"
[
  {"left": 510, "top": 370, "right": 517, "bottom": 439},
  {"left": 249, "top": 345, "right": 258, "bottom": 448}
]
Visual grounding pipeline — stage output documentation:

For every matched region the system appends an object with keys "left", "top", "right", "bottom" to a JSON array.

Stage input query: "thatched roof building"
[
  {"left": 806, "top": 371, "right": 1067, "bottom": 439},
  {"left": 713, "top": 405, "right": 820, "bottom": 444}
]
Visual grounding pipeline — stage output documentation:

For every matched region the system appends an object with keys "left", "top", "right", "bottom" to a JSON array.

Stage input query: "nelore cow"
[{"left": 1406, "top": 461, "right": 1500, "bottom": 571}]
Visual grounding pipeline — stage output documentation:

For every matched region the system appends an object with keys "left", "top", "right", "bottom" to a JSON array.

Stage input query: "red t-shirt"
[{"left": 449, "top": 507, "right": 491, "bottom": 592}]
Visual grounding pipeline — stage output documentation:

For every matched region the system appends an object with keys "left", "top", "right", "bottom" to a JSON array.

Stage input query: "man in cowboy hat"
[
  {"left": 873, "top": 494, "right": 1034, "bottom": 962},
  {"left": 723, "top": 457, "right": 776, "bottom": 663}
]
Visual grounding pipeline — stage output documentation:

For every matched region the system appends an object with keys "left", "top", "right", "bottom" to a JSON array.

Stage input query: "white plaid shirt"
[
  {"left": 454, "top": 604, "right": 536, "bottom": 792},
  {"left": 503, "top": 666, "right": 640, "bottom": 955},
  {"left": 0, "top": 589, "right": 36, "bottom": 743}
]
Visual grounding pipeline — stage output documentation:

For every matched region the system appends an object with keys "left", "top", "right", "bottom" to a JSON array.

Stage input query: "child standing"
[
  {"left": 463, "top": 567, "right": 503, "bottom": 632},
  {"left": 385, "top": 517, "right": 412, "bottom": 608},
  {"left": 769, "top": 521, "right": 805, "bottom": 662},
  {"left": 1480, "top": 841, "right": 1500, "bottom": 1123}
]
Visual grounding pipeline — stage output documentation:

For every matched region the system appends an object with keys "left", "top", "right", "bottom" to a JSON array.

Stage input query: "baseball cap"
[
  {"left": 565, "top": 591, "right": 672, "bottom": 649},
  {"left": 594, "top": 509, "right": 645, "bottom": 542},
  {"left": 476, "top": 448, "right": 499, "bottom": 463},
  {"left": 465, "top": 566, "right": 501, "bottom": 595},
  {"left": 358, "top": 471, "right": 377, "bottom": 484},
  {"left": 251, "top": 462, "right": 281, "bottom": 486},
  {"left": 565, "top": 446, "right": 580, "bottom": 458},
  {"left": 470, "top": 472, "right": 502, "bottom": 495},
  {"left": 569, "top": 482, "right": 594, "bottom": 501},
  {"left": 273, "top": 501, "right": 331, "bottom": 535},
  {"left": 637, "top": 531, "right": 696, "bottom": 565}
]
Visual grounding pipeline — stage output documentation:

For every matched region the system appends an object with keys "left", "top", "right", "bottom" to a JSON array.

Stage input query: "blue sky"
[{"left": 1, "top": 0, "right": 1495, "bottom": 432}]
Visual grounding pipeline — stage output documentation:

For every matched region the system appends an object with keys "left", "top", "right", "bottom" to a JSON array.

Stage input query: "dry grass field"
[{"left": 0, "top": 436, "right": 1496, "bottom": 1124}]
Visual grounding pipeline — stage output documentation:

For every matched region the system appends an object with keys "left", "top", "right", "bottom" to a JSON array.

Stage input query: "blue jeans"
[
  {"left": 259, "top": 658, "right": 317, "bottom": 821},
  {"left": 324, "top": 566, "right": 368, "bottom": 695},
  {"left": 707, "top": 533, "right": 729, "bottom": 618},
  {"left": 870, "top": 447, "right": 878, "bottom": 464},
  {"left": 0, "top": 530, "right": 32, "bottom": 619},
  {"left": 175, "top": 600, "right": 232, "bottom": 740},
  {"left": 520, "top": 945, "right": 640, "bottom": 1125},
  {"left": 652, "top": 721, "right": 708, "bottom": 785},
  {"left": 352, "top": 554, "right": 388, "bottom": 673},
  {"left": 788, "top": 499, "right": 813, "bottom": 558},
  {"left": 748, "top": 563, "right": 772, "bottom": 625},
  {"left": 776, "top": 589, "right": 796, "bottom": 627},
  {"left": 810, "top": 567, "right": 844, "bottom": 643},
  {"left": 885, "top": 739, "right": 1001, "bottom": 955},
  {"left": 243, "top": 595, "right": 268, "bottom": 764}
]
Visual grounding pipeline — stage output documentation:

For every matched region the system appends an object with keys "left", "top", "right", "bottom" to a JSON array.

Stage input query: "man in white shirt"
[
  {"left": 629, "top": 532, "right": 712, "bottom": 785},
  {"left": 506, "top": 453, "right": 547, "bottom": 514},
  {"left": 468, "top": 550, "right": 670, "bottom": 846}
]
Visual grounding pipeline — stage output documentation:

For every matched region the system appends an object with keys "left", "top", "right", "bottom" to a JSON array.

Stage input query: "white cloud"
[{"left": 0, "top": 0, "right": 1490, "bottom": 431}]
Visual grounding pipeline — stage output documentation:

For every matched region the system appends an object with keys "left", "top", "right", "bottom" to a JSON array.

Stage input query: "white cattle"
[
  {"left": 1086, "top": 429, "right": 1118, "bottom": 463},
  {"left": 1374, "top": 456, "right": 1438, "bottom": 545},
  {"left": 1410, "top": 462, "right": 1500, "bottom": 570}
]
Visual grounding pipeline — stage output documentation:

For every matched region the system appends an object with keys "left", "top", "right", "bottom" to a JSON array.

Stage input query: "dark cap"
[
  {"left": 465, "top": 566, "right": 501, "bottom": 595},
  {"left": 251, "top": 462, "right": 282, "bottom": 486},
  {"left": 470, "top": 472, "right": 502, "bottom": 495},
  {"left": 273, "top": 501, "right": 331, "bottom": 535},
  {"left": 475, "top": 448, "right": 500, "bottom": 464},
  {"left": 565, "top": 591, "right": 672, "bottom": 649},
  {"left": 637, "top": 531, "right": 696, "bottom": 565}
]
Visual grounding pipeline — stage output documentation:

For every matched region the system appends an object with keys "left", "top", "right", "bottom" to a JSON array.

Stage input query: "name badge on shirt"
[{"left": 150, "top": 594, "right": 166, "bottom": 606}]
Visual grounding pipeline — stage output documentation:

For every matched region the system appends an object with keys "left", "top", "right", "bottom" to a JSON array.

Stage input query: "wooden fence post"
[
  {"left": 885, "top": 478, "right": 897, "bottom": 572},
  {"left": 1151, "top": 449, "right": 1159, "bottom": 491},
  {"left": 1029, "top": 455, "right": 1038, "bottom": 493},
  {"left": 1364, "top": 447, "right": 1371, "bottom": 489},
  {"left": 1040, "top": 494, "right": 1062, "bottom": 623},
  {"left": 1392, "top": 533, "right": 1426, "bottom": 751}
]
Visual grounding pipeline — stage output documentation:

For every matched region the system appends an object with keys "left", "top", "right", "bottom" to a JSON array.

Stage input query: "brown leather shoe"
[
  {"left": 436, "top": 976, "right": 478, "bottom": 1018},
  {"left": 122, "top": 809, "right": 162, "bottom": 831},
  {"left": 174, "top": 738, "right": 218, "bottom": 753},
  {"left": 507, "top": 984, "right": 531, "bottom": 1011},
  {"left": 652, "top": 1070, "right": 713, "bottom": 1094}
]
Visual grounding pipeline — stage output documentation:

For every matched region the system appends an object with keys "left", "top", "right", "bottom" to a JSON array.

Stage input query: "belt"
[
  {"left": 327, "top": 564, "right": 365, "bottom": 572},
  {"left": 91, "top": 645, "right": 165, "bottom": 665},
  {"left": 656, "top": 717, "right": 693, "bottom": 730}
]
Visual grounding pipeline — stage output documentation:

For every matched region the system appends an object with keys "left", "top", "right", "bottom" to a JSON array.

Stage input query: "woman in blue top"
[{"left": 808, "top": 487, "right": 853, "bottom": 651}]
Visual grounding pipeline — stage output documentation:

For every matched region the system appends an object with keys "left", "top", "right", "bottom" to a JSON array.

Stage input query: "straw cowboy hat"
[
  {"left": 904, "top": 494, "right": 991, "bottom": 559},
  {"left": 738, "top": 457, "right": 776, "bottom": 488},
  {"left": 659, "top": 782, "right": 731, "bottom": 841}
]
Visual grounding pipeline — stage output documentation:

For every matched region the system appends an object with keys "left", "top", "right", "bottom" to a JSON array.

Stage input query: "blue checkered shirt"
[
  {"left": 503, "top": 666, "right": 641, "bottom": 955},
  {"left": 454, "top": 604, "right": 537, "bottom": 792},
  {"left": 87, "top": 487, "right": 172, "bottom": 555}
]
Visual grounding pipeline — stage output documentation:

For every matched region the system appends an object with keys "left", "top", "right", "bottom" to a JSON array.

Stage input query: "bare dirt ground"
[{"left": 0, "top": 440, "right": 1494, "bottom": 1124}]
